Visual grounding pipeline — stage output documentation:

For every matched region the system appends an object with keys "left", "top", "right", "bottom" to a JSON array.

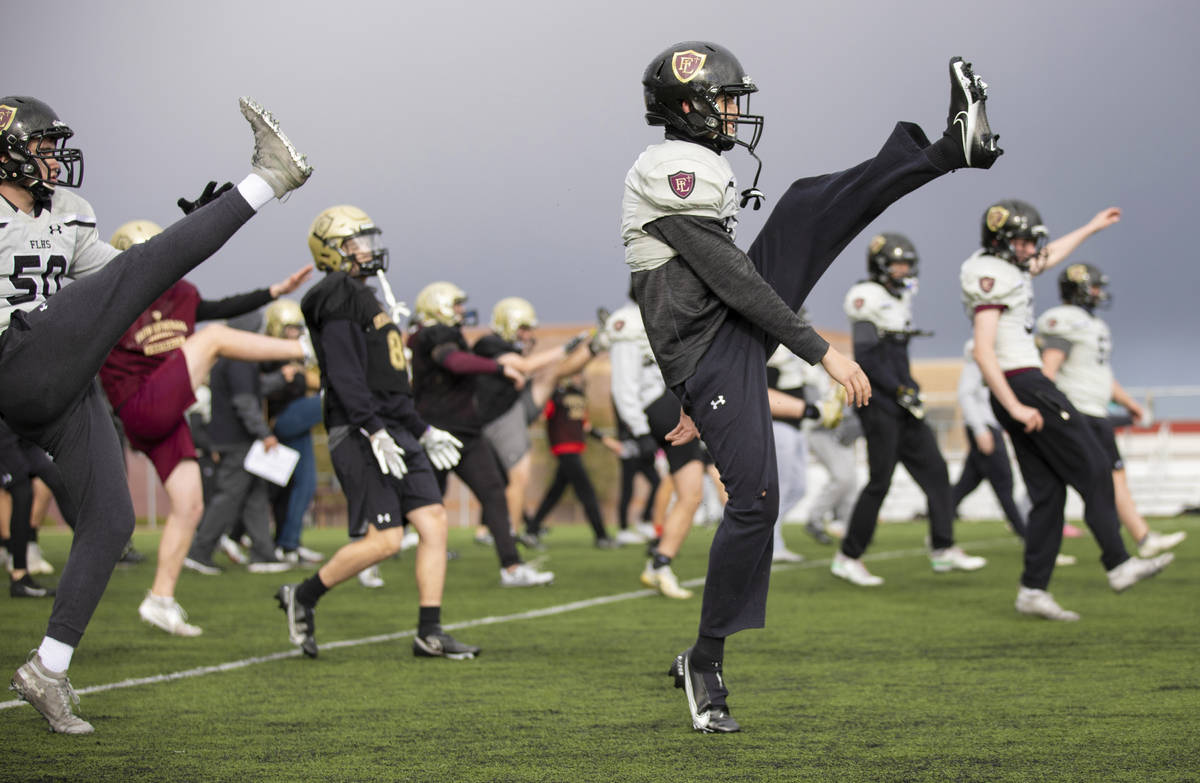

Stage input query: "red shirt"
[{"left": 100, "top": 281, "right": 201, "bottom": 410}]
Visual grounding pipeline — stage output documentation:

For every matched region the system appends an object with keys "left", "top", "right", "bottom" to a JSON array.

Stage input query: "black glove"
[
  {"left": 896, "top": 386, "right": 925, "bottom": 420},
  {"left": 177, "top": 180, "right": 234, "bottom": 215},
  {"left": 619, "top": 434, "right": 658, "bottom": 459}
]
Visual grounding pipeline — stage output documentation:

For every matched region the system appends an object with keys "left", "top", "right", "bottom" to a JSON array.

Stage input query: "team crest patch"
[
  {"left": 669, "top": 171, "right": 696, "bottom": 199},
  {"left": 0, "top": 105, "right": 15, "bottom": 133},
  {"left": 985, "top": 205, "right": 1010, "bottom": 233},
  {"left": 671, "top": 50, "right": 707, "bottom": 83},
  {"left": 1047, "top": 318, "right": 1057, "bottom": 328},
  {"left": 613, "top": 319, "right": 625, "bottom": 332},
  {"left": 980, "top": 277, "right": 995, "bottom": 293},
  {"left": 853, "top": 297, "right": 865, "bottom": 310}
]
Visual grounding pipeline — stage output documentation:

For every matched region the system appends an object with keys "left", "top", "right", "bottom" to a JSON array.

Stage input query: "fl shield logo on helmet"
[
  {"left": 671, "top": 50, "right": 707, "bottom": 83},
  {"left": 0, "top": 104, "right": 15, "bottom": 133}
]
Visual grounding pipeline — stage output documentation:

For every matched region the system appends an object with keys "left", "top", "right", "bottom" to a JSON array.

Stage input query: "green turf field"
[{"left": 2, "top": 517, "right": 1197, "bottom": 782}]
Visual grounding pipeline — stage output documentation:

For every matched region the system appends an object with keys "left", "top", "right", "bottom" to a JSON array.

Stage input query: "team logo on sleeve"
[
  {"left": 979, "top": 277, "right": 995, "bottom": 293},
  {"left": 0, "top": 105, "right": 16, "bottom": 133},
  {"left": 613, "top": 319, "right": 625, "bottom": 332},
  {"left": 668, "top": 171, "right": 695, "bottom": 199},
  {"left": 853, "top": 297, "right": 864, "bottom": 310},
  {"left": 671, "top": 51, "right": 707, "bottom": 83}
]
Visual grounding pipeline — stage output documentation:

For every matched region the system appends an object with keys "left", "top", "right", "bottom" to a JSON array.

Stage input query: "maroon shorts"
[{"left": 117, "top": 350, "right": 197, "bottom": 482}]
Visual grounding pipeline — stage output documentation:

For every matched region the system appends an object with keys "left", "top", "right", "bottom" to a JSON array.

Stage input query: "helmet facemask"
[
  {"left": 338, "top": 229, "right": 389, "bottom": 275},
  {"left": 2, "top": 132, "right": 83, "bottom": 201}
]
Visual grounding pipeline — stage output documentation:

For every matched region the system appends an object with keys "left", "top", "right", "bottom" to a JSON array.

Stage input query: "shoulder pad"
[
  {"left": 300, "top": 272, "right": 377, "bottom": 331},
  {"left": 604, "top": 303, "right": 646, "bottom": 342},
  {"left": 844, "top": 281, "right": 889, "bottom": 320},
  {"left": 632, "top": 141, "right": 733, "bottom": 218},
  {"left": 961, "top": 253, "right": 1025, "bottom": 306}
]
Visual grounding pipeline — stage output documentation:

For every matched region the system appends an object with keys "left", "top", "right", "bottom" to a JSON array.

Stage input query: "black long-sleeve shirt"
[{"left": 633, "top": 215, "right": 828, "bottom": 389}]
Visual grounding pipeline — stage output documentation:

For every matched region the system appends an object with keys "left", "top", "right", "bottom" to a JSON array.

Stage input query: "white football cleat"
[
  {"left": 831, "top": 552, "right": 883, "bottom": 586},
  {"left": 358, "top": 565, "right": 384, "bottom": 588},
  {"left": 138, "top": 592, "right": 202, "bottom": 637},
  {"left": 1107, "top": 554, "right": 1173, "bottom": 593},
  {"left": 930, "top": 546, "right": 987, "bottom": 573},
  {"left": 1015, "top": 587, "right": 1080, "bottom": 622},
  {"left": 239, "top": 96, "right": 312, "bottom": 198}
]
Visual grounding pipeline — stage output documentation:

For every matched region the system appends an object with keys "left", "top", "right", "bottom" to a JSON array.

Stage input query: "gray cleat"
[
  {"left": 239, "top": 96, "right": 313, "bottom": 198},
  {"left": 10, "top": 652, "right": 95, "bottom": 734}
]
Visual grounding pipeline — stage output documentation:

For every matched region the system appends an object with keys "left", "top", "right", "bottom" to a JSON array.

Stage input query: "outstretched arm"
[{"left": 1031, "top": 207, "right": 1120, "bottom": 276}]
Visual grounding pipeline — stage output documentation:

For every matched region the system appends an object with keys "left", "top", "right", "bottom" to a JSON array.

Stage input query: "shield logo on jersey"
[
  {"left": 980, "top": 277, "right": 995, "bottom": 293},
  {"left": 669, "top": 171, "right": 695, "bottom": 199},
  {"left": 0, "top": 105, "right": 16, "bottom": 133},
  {"left": 853, "top": 297, "right": 864, "bottom": 310},
  {"left": 613, "top": 319, "right": 625, "bottom": 332},
  {"left": 672, "top": 50, "right": 707, "bottom": 83}
]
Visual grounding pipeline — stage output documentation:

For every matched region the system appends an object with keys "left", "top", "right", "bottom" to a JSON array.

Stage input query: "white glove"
[
  {"left": 420, "top": 426, "right": 463, "bottom": 471},
  {"left": 362, "top": 428, "right": 407, "bottom": 477}
]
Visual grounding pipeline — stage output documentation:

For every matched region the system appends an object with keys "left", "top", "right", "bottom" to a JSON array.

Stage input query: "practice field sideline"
[{"left": 1, "top": 519, "right": 1196, "bottom": 782}]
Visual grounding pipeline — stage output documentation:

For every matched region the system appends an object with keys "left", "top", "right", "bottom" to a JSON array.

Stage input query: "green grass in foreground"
[{"left": 1, "top": 517, "right": 1198, "bottom": 782}]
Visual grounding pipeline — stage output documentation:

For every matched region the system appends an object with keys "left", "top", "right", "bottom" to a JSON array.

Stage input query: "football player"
[
  {"left": 473, "top": 296, "right": 593, "bottom": 548},
  {"left": 260, "top": 298, "right": 325, "bottom": 565},
  {"left": 961, "top": 200, "right": 1172, "bottom": 622},
  {"left": 100, "top": 216, "right": 312, "bottom": 635},
  {"left": 1036, "top": 264, "right": 1185, "bottom": 558},
  {"left": 605, "top": 300, "right": 704, "bottom": 599},
  {"left": 276, "top": 205, "right": 479, "bottom": 660},
  {"left": 836, "top": 234, "right": 987, "bottom": 585},
  {"left": 409, "top": 281, "right": 554, "bottom": 587},
  {"left": 625, "top": 43, "right": 1000, "bottom": 732},
  {"left": 2, "top": 94, "right": 310, "bottom": 733}
]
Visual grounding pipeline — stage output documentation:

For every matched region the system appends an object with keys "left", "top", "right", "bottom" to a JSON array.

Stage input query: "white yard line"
[{"left": 1, "top": 539, "right": 1016, "bottom": 711}]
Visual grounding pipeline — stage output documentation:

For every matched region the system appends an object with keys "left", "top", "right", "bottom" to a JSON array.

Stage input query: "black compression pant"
[
  {"left": 528, "top": 452, "right": 606, "bottom": 541},
  {"left": 0, "top": 190, "right": 255, "bottom": 646}
]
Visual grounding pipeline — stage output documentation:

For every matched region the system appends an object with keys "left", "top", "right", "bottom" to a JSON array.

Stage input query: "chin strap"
[{"left": 738, "top": 146, "right": 765, "bottom": 211}]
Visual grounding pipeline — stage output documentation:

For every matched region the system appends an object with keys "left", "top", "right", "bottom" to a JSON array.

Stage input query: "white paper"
[{"left": 242, "top": 440, "right": 300, "bottom": 486}]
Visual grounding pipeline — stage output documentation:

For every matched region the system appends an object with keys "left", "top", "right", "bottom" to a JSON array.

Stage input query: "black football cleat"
[
  {"left": 668, "top": 649, "right": 741, "bottom": 733},
  {"left": 947, "top": 56, "right": 1002, "bottom": 169},
  {"left": 10, "top": 574, "right": 55, "bottom": 598},
  {"left": 412, "top": 630, "right": 481, "bottom": 660},
  {"left": 275, "top": 584, "right": 317, "bottom": 658}
]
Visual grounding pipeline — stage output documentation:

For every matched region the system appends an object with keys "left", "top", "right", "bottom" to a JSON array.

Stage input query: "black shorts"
[
  {"left": 1083, "top": 414, "right": 1124, "bottom": 471},
  {"left": 645, "top": 391, "right": 701, "bottom": 474},
  {"left": 331, "top": 426, "right": 443, "bottom": 538}
]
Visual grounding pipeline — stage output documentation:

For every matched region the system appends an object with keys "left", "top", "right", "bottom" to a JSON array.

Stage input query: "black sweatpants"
[
  {"left": 436, "top": 435, "right": 520, "bottom": 568},
  {"left": 528, "top": 452, "right": 606, "bottom": 541},
  {"left": 952, "top": 425, "right": 1027, "bottom": 537},
  {"left": 0, "top": 190, "right": 255, "bottom": 646},
  {"left": 842, "top": 403, "right": 955, "bottom": 559},
  {"left": 677, "top": 123, "right": 959, "bottom": 637},
  {"left": 991, "top": 371, "right": 1129, "bottom": 589}
]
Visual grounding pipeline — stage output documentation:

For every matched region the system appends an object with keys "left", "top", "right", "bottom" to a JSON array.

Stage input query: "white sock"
[
  {"left": 236, "top": 173, "right": 275, "bottom": 210},
  {"left": 37, "top": 637, "right": 74, "bottom": 674}
]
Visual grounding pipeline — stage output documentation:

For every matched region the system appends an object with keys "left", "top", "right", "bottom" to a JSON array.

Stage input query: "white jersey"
[
  {"left": 621, "top": 139, "right": 738, "bottom": 273},
  {"left": 766, "top": 344, "right": 809, "bottom": 392},
  {"left": 0, "top": 189, "right": 119, "bottom": 334},
  {"left": 604, "top": 302, "right": 665, "bottom": 437},
  {"left": 844, "top": 280, "right": 912, "bottom": 333},
  {"left": 1036, "top": 304, "right": 1113, "bottom": 417},
  {"left": 959, "top": 250, "right": 1040, "bottom": 371}
]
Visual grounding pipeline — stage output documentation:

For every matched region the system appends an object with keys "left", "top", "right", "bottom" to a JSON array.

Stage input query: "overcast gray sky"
[{"left": 15, "top": 0, "right": 1200, "bottom": 387}]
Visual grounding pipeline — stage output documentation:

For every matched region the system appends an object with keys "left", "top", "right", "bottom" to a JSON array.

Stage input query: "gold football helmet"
[
  {"left": 307, "top": 205, "right": 387, "bottom": 274},
  {"left": 264, "top": 298, "right": 305, "bottom": 338},
  {"left": 490, "top": 297, "right": 538, "bottom": 342},
  {"left": 415, "top": 282, "right": 467, "bottom": 327},
  {"left": 109, "top": 219, "right": 163, "bottom": 250}
]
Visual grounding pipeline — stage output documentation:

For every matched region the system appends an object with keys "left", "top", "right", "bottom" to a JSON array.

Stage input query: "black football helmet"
[
  {"left": 643, "top": 41, "right": 766, "bottom": 208},
  {"left": 981, "top": 199, "right": 1047, "bottom": 267},
  {"left": 0, "top": 97, "right": 83, "bottom": 200},
  {"left": 867, "top": 233, "right": 919, "bottom": 296},
  {"left": 1058, "top": 262, "right": 1110, "bottom": 310}
]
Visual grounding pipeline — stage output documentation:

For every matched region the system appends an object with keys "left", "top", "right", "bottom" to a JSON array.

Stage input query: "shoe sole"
[
  {"left": 413, "top": 639, "right": 480, "bottom": 660},
  {"left": 949, "top": 59, "right": 1001, "bottom": 167},
  {"left": 238, "top": 97, "right": 312, "bottom": 189}
]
